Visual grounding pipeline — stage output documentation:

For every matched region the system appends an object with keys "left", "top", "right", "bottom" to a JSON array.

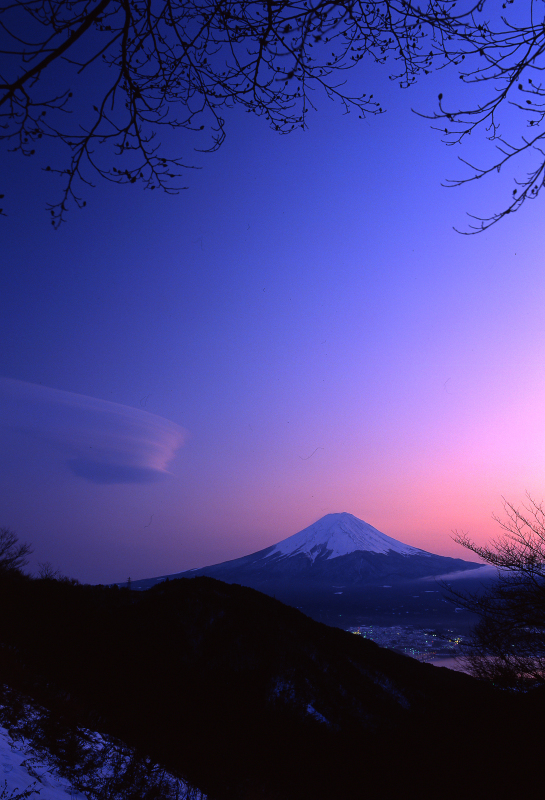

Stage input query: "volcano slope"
[
  {"left": 0, "top": 572, "right": 542, "bottom": 798},
  {"left": 129, "top": 513, "right": 486, "bottom": 629}
]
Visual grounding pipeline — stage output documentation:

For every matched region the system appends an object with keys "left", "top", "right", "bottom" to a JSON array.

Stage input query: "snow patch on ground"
[
  {"left": 305, "top": 705, "right": 329, "bottom": 725},
  {"left": 0, "top": 724, "right": 88, "bottom": 799}
]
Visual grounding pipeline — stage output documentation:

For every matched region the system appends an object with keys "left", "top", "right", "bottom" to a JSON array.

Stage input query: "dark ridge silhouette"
[{"left": 0, "top": 571, "right": 543, "bottom": 798}]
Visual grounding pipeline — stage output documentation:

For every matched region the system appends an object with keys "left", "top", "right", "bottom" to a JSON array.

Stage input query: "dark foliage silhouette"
[{"left": 0, "top": 528, "right": 31, "bottom": 575}]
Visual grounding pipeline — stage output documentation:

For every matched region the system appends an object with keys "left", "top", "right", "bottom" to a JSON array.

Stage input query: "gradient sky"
[{"left": 3, "top": 19, "right": 545, "bottom": 584}]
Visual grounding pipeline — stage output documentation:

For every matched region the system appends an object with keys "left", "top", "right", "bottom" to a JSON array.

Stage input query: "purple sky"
[{"left": 3, "top": 27, "right": 545, "bottom": 584}]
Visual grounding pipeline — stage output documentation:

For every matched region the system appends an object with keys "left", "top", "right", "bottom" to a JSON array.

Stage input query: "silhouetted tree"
[
  {"left": 2, "top": 1, "right": 544, "bottom": 229},
  {"left": 0, "top": 528, "right": 32, "bottom": 575},
  {"left": 452, "top": 495, "right": 545, "bottom": 689},
  {"left": 37, "top": 561, "right": 61, "bottom": 580}
]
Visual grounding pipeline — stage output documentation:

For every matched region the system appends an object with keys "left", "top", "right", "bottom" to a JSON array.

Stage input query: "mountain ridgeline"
[{"left": 128, "top": 513, "right": 485, "bottom": 628}]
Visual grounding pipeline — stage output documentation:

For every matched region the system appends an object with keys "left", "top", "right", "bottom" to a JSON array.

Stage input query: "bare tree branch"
[
  {"left": 0, "top": 0, "right": 450, "bottom": 224},
  {"left": 2, "top": 1, "right": 545, "bottom": 229}
]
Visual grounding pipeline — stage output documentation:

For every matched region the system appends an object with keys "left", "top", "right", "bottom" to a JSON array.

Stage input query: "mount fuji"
[{"left": 131, "top": 512, "right": 482, "bottom": 591}]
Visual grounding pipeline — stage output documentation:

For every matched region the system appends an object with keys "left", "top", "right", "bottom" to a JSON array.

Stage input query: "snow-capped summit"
[{"left": 268, "top": 512, "right": 429, "bottom": 562}]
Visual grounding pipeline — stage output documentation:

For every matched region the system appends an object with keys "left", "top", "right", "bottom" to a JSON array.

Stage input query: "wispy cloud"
[
  {"left": 421, "top": 565, "right": 499, "bottom": 582},
  {"left": 0, "top": 377, "right": 187, "bottom": 484}
]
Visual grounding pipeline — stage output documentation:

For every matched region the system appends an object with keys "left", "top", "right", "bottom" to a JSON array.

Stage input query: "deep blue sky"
[{"left": 3, "top": 14, "right": 545, "bottom": 583}]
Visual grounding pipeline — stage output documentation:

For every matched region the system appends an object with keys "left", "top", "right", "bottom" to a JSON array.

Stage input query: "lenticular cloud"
[{"left": 0, "top": 377, "right": 187, "bottom": 484}]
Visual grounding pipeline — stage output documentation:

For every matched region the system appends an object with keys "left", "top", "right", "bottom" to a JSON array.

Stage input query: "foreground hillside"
[{"left": 0, "top": 572, "right": 543, "bottom": 797}]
